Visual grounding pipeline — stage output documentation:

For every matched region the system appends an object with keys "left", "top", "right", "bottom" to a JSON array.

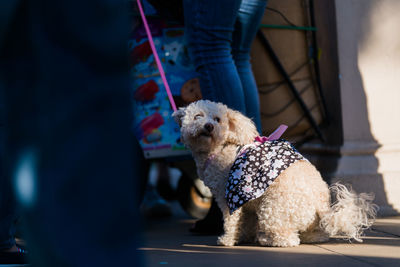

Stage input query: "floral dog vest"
[{"left": 225, "top": 139, "right": 305, "bottom": 214}]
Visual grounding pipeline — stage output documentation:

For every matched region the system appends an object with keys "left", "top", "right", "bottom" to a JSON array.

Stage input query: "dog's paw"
[
  {"left": 270, "top": 236, "right": 300, "bottom": 247},
  {"left": 271, "top": 239, "right": 300, "bottom": 247},
  {"left": 258, "top": 233, "right": 300, "bottom": 247},
  {"left": 217, "top": 235, "right": 236, "bottom": 246}
]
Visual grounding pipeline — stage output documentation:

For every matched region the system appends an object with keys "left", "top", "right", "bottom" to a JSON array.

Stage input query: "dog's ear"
[
  {"left": 172, "top": 108, "right": 186, "bottom": 127},
  {"left": 227, "top": 108, "right": 259, "bottom": 145}
]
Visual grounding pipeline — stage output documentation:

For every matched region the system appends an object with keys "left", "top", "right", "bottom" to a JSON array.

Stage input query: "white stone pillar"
[
  {"left": 302, "top": 0, "right": 400, "bottom": 216},
  {"left": 353, "top": 0, "right": 400, "bottom": 215}
]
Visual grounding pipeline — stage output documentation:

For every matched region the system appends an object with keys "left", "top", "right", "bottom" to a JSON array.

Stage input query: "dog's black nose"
[{"left": 204, "top": 123, "right": 214, "bottom": 133}]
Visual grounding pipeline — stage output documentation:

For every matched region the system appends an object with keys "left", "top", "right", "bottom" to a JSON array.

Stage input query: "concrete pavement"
[
  {"left": 139, "top": 204, "right": 400, "bottom": 267},
  {"left": 1, "top": 204, "right": 398, "bottom": 267}
]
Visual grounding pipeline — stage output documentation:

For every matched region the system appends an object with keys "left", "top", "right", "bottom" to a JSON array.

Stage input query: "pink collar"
[
  {"left": 203, "top": 154, "right": 216, "bottom": 170},
  {"left": 203, "top": 125, "right": 287, "bottom": 170}
]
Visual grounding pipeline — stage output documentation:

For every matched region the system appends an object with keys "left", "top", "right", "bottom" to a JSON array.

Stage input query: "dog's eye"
[
  {"left": 195, "top": 114, "right": 203, "bottom": 120},
  {"left": 214, "top": 117, "right": 220, "bottom": 123}
]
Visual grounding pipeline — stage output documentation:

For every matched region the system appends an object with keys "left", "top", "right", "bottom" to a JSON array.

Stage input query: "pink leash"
[
  {"left": 136, "top": 0, "right": 177, "bottom": 112},
  {"left": 136, "top": 0, "right": 288, "bottom": 141}
]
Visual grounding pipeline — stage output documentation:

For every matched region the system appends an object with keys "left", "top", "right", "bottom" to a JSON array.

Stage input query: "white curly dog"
[{"left": 173, "top": 100, "right": 377, "bottom": 247}]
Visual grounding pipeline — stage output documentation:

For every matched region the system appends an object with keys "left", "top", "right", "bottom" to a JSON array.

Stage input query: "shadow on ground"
[{"left": 139, "top": 210, "right": 400, "bottom": 267}]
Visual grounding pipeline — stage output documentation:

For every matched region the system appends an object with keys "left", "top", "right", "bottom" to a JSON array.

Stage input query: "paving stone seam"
[
  {"left": 370, "top": 227, "right": 400, "bottom": 238},
  {"left": 313, "top": 244, "right": 379, "bottom": 267}
]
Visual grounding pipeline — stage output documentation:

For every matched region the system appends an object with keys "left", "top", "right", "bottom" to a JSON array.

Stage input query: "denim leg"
[
  {"left": 0, "top": 0, "right": 20, "bottom": 252},
  {"left": 2, "top": 0, "right": 142, "bottom": 266},
  {"left": 183, "top": 0, "right": 247, "bottom": 113},
  {"left": 232, "top": 0, "right": 268, "bottom": 133}
]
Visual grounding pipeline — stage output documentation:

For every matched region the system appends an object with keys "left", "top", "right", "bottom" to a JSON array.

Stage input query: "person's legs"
[
  {"left": 2, "top": 0, "right": 142, "bottom": 266},
  {"left": 0, "top": 0, "right": 22, "bottom": 256},
  {"left": 183, "top": 0, "right": 247, "bottom": 113},
  {"left": 232, "top": 0, "right": 268, "bottom": 133},
  {"left": 183, "top": 0, "right": 246, "bottom": 234}
]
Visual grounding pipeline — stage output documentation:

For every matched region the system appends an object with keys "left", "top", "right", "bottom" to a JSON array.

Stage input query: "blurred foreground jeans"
[
  {"left": 0, "top": 0, "right": 20, "bottom": 253},
  {"left": 183, "top": 0, "right": 268, "bottom": 132},
  {"left": 1, "top": 0, "right": 142, "bottom": 266}
]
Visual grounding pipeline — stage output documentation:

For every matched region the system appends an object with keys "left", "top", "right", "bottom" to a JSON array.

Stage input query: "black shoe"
[
  {"left": 190, "top": 199, "right": 223, "bottom": 235},
  {"left": 0, "top": 246, "right": 28, "bottom": 264}
]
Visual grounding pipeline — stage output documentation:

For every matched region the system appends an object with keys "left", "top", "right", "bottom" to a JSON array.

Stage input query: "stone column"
[{"left": 301, "top": 0, "right": 400, "bottom": 216}]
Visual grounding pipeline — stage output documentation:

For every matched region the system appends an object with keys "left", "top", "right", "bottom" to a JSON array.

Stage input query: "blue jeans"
[
  {"left": 0, "top": 0, "right": 19, "bottom": 252},
  {"left": 183, "top": 0, "right": 267, "bottom": 133},
  {"left": 1, "top": 0, "right": 142, "bottom": 266}
]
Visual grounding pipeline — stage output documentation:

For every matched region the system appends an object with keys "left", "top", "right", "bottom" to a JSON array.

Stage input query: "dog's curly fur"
[{"left": 173, "top": 100, "right": 378, "bottom": 247}]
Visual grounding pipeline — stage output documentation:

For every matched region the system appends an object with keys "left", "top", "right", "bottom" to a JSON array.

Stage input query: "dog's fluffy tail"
[{"left": 319, "top": 183, "right": 378, "bottom": 242}]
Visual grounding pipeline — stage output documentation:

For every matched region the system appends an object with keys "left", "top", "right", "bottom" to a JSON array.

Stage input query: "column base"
[{"left": 300, "top": 141, "right": 400, "bottom": 217}]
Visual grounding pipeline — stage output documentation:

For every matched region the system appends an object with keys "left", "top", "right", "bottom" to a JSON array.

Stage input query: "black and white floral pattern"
[{"left": 225, "top": 139, "right": 305, "bottom": 214}]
